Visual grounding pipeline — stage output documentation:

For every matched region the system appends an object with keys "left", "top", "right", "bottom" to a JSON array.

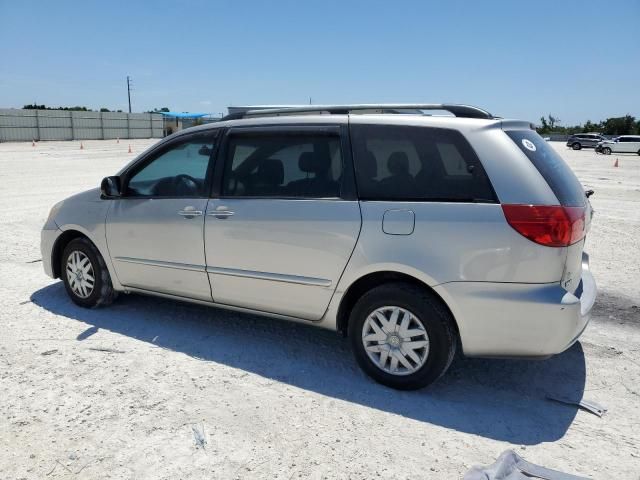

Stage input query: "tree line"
[
  {"left": 22, "top": 104, "right": 124, "bottom": 113},
  {"left": 537, "top": 114, "right": 640, "bottom": 136},
  {"left": 22, "top": 104, "right": 171, "bottom": 114}
]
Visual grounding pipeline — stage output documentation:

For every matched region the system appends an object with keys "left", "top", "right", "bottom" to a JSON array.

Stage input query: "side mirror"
[{"left": 101, "top": 176, "right": 122, "bottom": 198}]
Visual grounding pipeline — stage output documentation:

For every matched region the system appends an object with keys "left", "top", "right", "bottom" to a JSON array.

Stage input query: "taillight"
[{"left": 502, "top": 204, "right": 586, "bottom": 247}]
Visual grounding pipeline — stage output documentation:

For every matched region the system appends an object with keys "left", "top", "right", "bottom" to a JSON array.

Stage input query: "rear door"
[
  {"left": 204, "top": 125, "right": 361, "bottom": 320},
  {"left": 619, "top": 137, "right": 639, "bottom": 153}
]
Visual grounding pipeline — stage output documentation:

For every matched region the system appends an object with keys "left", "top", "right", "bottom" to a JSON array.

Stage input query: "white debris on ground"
[{"left": 0, "top": 139, "right": 638, "bottom": 479}]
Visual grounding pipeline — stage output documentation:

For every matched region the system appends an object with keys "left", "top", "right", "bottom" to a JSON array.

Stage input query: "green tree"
[
  {"left": 147, "top": 107, "right": 170, "bottom": 113},
  {"left": 602, "top": 115, "right": 636, "bottom": 135}
]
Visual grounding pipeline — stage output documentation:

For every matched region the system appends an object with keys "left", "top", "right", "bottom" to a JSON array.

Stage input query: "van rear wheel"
[
  {"left": 348, "top": 283, "right": 456, "bottom": 390},
  {"left": 572, "top": 142, "right": 581, "bottom": 150}
]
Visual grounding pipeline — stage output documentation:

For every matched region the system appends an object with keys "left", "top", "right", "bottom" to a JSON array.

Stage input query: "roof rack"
[{"left": 221, "top": 104, "right": 494, "bottom": 121}]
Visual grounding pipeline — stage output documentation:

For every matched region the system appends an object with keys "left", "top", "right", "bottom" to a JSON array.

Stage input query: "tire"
[
  {"left": 61, "top": 237, "right": 116, "bottom": 308},
  {"left": 603, "top": 147, "right": 612, "bottom": 155},
  {"left": 348, "top": 282, "right": 457, "bottom": 390},
  {"left": 572, "top": 142, "right": 582, "bottom": 150}
]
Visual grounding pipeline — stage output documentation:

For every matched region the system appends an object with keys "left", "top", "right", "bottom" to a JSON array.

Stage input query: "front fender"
[{"left": 51, "top": 189, "right": 122, "bottom": 290}]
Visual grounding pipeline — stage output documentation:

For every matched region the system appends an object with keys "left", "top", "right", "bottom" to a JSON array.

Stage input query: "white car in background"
[{"left": 597, "top": 135, "right": 640, "bottom": 155}]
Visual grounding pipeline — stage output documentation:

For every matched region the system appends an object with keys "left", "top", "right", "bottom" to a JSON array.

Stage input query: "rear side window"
[
  {"left": 222, "top": 133, "right": 342, "bottom": 198},
  {"left": 506, "top": 130, "right": 585, "bottom": 207},
  {"left": 350, "top": 124, "right": 496, "bottom": 202}
]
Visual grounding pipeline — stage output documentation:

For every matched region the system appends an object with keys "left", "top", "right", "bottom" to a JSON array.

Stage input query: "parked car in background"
[
  {"left": 596, "top": 135, "right": 640, "bottom": 155},
  {"left": 566, "top": 133, "right": 606, "bottom": 150},
  {"left": 41, "top": 103, "right": 596, "bottom": 390}
]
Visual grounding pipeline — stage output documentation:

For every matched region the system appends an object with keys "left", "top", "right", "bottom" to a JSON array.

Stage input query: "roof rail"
[{"left": 221, "top": 104, "right": 494, "bottom": 121}]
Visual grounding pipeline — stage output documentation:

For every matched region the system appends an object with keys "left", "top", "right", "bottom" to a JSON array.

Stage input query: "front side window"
[
  {"left": 222, "top": 133, "right": 342, "bottom": 198},
  {"left": 350, "top": 124, "right": 496, "bottom": 202},
  {"left": 126, "top": 134, "right": 216, "bottom": 197}
]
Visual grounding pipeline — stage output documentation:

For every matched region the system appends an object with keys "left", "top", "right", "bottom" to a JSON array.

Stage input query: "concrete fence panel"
[{"left": 0, "top": 109, "right": 164, "bottom": 142}]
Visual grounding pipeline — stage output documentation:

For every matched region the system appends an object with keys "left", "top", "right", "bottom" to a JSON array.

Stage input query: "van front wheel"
[
  {"left": 61, "top": 237, "right": 116, "bottom": 308},
  {"left": 348, "top": 283, "right": 456, "bottom": 390}
]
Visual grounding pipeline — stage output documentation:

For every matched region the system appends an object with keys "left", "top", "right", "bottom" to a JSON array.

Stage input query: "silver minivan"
[{"left": 41, "top": 104, "right": 597, "bottom": 389}]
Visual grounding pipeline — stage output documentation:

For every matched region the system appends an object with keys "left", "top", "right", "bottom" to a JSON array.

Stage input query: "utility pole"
[{"left": 126, "top": 76, "right": 132, "bottom": 113}]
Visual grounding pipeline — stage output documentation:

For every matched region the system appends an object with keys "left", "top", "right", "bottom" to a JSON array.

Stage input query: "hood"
[{"left": 63, "top": 187, "right": 102, "bottom": 203}]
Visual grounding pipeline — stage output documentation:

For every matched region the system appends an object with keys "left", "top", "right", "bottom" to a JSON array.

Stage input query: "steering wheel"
[{"left": 172, "top": 174, "right": 199, "bottom": 196}]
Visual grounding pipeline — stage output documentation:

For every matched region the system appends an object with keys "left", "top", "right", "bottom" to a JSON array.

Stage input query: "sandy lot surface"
[{"left": 0, "top": 139, "right": 639, "bottom": 479}]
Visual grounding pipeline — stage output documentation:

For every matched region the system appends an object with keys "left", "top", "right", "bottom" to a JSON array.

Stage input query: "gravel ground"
[{"left": 0, "top": 139, "right": 639, "bottom": 479}]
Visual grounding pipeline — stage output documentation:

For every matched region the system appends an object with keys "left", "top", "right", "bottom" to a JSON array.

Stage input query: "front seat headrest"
[{"left": 299, "top": 152, "right": 331, "bottom": 174}]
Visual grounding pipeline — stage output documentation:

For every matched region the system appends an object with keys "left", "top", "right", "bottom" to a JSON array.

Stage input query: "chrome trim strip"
[
  {"left": 206, "top": 266, "right": 332, "bottom": 287},
  {"left": 115, "top": 256, "right": 206, "bottom": 272}
]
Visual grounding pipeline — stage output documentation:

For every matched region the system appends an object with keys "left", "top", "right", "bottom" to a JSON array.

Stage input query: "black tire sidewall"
[
  {"left": 61, "top": 238, "right": 106, "bottom": 308},
  {"left": 604, "top": 147, "right": 611, "bottom": 155},
  {"left": 348, "top": 284, "right": 455, "bottom": 390},
  {"left": 572, "top": 143, "right": 581, "bottom": 150}
]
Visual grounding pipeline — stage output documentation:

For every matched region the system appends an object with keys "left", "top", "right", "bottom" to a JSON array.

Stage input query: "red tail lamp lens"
[{"left": 502, "top": 204, "right": 585, "bottom": 247}]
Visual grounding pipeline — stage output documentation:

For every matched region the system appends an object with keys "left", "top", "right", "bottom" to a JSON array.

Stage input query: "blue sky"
[{"left": 1, "top": 0, "right": 638, "bottom": 125}]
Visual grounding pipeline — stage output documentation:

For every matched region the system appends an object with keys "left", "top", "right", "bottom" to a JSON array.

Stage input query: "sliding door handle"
[
  {"left": 208, "top": 210, "right": 234, "bottom": 219},
  {"left": 178, "top": 207, "right": 203, "bottom": 218}
]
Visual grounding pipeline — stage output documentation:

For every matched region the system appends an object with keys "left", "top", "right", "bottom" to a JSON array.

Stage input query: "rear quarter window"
[
  {"left": 350, "top": 124, "right": 496, "bottom": 202},
  {"left": 506, "top": 130, "right": 585, "bottom": 207}
]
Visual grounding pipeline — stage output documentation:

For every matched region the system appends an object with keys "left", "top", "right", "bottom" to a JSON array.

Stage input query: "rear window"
[
  {"left": 350, "top": 124, "right": 496, "bottom": 202},
  {"left": 506, "top": 130, "right": 585, "bottom": 207}
]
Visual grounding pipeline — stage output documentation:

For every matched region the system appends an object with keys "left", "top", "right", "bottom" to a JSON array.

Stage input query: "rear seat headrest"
[
  {"left": 257, "top": 158, "right": 284, "bottom": 185},
  {"left": 299, "top": 152, "right": 331, "bottom": 174},
  {"left": 388, "top": 151, "right": 410, "bottom": 175},
  {"left": 360, "top": 150, "right": 378, "bottom": 179}
]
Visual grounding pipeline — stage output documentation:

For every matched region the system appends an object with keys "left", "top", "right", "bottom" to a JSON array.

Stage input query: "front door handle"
[
  {"left": 208, "top": 206, "right": 235, "bottom": 219},
  {"left": 178, "top": 206, "right": 203, "bottom": 218}
]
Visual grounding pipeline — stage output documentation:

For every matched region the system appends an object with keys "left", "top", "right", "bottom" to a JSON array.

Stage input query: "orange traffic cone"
[
  {"left": 614, "top": 158, "right": 619, "bottom": 168},
  {"left": 80, "top": 142, "right": 84, "bottom": 150},
  {"left": 128, "top": 144, "right": 132, "bottom": 154},
  {"left": 32, "top": 139, "right": 36, "bottom": 147}
]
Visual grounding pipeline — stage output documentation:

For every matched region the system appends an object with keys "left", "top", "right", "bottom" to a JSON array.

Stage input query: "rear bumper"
[{"left": 434, "top": 253, "right": 596, "bottom": 358}]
